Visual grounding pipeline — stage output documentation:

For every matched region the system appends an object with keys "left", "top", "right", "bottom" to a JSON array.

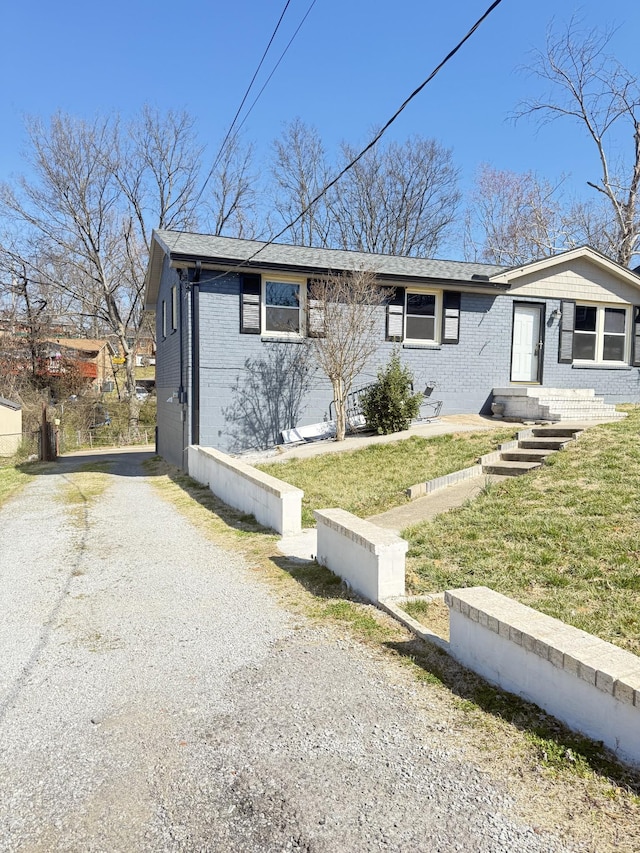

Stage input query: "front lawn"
[
  {"left": 257, "top": 427, "right": 517, "bottom": 527},
  {"left": 405, "top": 406, "right": 640, "bottom": 654}
]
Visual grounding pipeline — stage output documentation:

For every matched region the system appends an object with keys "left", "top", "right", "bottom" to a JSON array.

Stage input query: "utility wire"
[
  {"left": 196, "top": 0, "right": 294, "bottom": 207},
  {"left": 233, "top": 0, "right": 318, "bottom": 141},
  {"left": 207, "top": 0, "right": 505, "bottom": 277}
]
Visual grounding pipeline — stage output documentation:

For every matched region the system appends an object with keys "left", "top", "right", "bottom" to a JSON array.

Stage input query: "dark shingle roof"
[
  {"left": 155, "top": 230, "right": 507, "bottom": 282},
  {"left": 144, "top": 229, "right": 510, "bottom": 309}
]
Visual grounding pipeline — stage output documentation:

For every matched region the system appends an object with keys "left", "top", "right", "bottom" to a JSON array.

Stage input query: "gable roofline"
[
  {"left": 44, "top": 338, "right": 117, "bottom": 358},
  {"left": 489, "top": 245, "right": 640, "bottom": 289},
  {"left": 144, "top": 229, "right": 509, "bottom": 309}
]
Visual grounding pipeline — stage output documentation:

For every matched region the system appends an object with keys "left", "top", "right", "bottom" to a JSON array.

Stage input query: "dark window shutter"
[
  {"left": 386, "top": 287, "right": 405, "bottom": 341},
  {"left": 442, "top": 291, "right": 461, "bottom": 344},
  {"left": 632, "top": 306, "right": 640, "bottom": 366},
  {"left": 307, "top": 279, "right": 325, "bottom": 338},
  {"left": 558, "top": 300, "right": 575, "bottom": 363},
  {"left": 240, "top": 274, "right": 261, "bottom": 334}
]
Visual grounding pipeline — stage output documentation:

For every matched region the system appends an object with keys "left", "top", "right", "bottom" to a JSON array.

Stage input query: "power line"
[
  {"left": 208, "top": 0, "right": 505, "bottom": 277},
  {"left": 233, "top": 0, "right": 318, "bottom": 141},
  {"left": 196, "top": 0, "right": 294, "bottom": 208}
]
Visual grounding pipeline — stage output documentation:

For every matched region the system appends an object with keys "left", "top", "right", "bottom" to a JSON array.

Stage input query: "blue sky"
[{"left": 1, "top": 0, "right": 639, "bottom": 255}]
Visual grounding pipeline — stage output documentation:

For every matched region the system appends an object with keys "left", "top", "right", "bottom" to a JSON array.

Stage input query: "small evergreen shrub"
[{"left": 360, "top": 351, "right": 422, "bottom": 434}]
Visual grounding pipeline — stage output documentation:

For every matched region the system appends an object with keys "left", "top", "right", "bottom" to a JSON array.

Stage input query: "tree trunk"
[{"left": 332, "top": 378, "right": 347, "bottom": 442}]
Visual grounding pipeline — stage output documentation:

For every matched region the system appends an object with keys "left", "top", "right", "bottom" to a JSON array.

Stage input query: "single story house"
[
  {"left": 43, "top": 338, "right": 117, "bottom": 392},
  {"left": 144, "top": 229, "right": 640, "bottom": 469}
]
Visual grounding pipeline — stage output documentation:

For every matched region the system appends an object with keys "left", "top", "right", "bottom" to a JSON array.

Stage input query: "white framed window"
[
  {"left": 161, "top": 300, "right": 167, "bottom": 339},
  {"left": 573, "top": 303, "right": 629, "bottom": 364},
  {"left": 262, "top": 277, "right": 304, "bottom": 336},
  {"left": 405, "top": 290, "right": 441, "bottom": 343},
  {"left": 171, "top": 285, "right": 178, "bottom": 332}
]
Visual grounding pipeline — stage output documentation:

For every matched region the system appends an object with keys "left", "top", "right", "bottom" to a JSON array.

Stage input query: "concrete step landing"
[
  {"left": 481, "top": 425, "right": 583, "bottom": 478},
  {"left": 492, "top": 386, "right": 625, "bottom": 422}
]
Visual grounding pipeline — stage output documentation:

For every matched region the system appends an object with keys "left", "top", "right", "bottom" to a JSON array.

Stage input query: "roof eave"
[{"left": 166, "top": 254, "right": 509, "bottom": 291}]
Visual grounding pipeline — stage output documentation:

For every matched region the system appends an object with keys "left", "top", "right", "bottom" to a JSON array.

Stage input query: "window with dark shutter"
[
  {"left": 307, "top": 279, "right": 325, "bottom": 338},
  {"left": 386, "top": 287, "right": 404, "bottom": 341},
  {"left": 632, "top": 306, "right": 640, "bottom": 366},
  {"left": 558, "top": 300, "right": 575, "bottom": 363},
  {"left": 442, "top": 292, "right": 461, "bottom": 344},
  {"left": 240, "top": 274, "right": 261, "bottom": 334}
]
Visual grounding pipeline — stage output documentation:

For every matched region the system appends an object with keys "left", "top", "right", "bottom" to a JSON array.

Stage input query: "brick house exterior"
[{"left": 144, "top": 230, "right": 640, "bottom": 469}]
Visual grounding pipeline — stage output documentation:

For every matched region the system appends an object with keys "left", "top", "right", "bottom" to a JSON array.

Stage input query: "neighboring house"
[
  {"left": 0, "top": 397, "right": 22, "bottom": 457},
  {"left": 144, "top": 230, "right": 640, "bottom": 469},
  {"left": 43, "top": 339, "right": 117, "bottom": 391}
]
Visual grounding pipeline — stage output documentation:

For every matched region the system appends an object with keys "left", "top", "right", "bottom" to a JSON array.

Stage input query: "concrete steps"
[
  {"left": 492, "top": 387, "right": 626, "bottom": 422},
  {"left": 500, "top": 448, "right": 553, "bottom": 463},
  {"left": 481, "top": 426, "right": 582, "bottom": 478},
  {"left": 482, "top": 459, "right": 542, "bottom": 476}
]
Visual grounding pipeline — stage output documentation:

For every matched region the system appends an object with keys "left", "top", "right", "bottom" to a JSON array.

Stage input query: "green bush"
[{"left": 361, "top": 351, "right": 422, "bottom": 434}]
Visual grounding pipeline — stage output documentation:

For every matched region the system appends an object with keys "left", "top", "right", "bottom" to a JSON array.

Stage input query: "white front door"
[{"left": 511, "top": 304, "right": 542, "bottom": 382}]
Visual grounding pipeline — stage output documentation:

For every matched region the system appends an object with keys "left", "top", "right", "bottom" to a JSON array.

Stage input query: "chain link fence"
[
  {"left": 0, "top": 431, "right": 40, "bottom": 462},
  {"left": 58, "top": 427, "right": 154, "bottom": 453}
]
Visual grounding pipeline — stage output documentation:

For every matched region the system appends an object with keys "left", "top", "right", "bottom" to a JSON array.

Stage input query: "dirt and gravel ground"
[{"left": 0, "top": 450, "right": 593, "bottom": 851}]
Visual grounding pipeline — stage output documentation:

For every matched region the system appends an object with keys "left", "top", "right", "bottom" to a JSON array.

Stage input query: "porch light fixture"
[{"left": 550, "top": 308, "right": 562, "bottom": 320}]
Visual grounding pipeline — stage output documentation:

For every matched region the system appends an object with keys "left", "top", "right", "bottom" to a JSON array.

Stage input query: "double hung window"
[
  {"left": 573, "top": 304, "right": 628, "bottom": 363},
  {"left": 264, "top": 279, "right": 302, "bottom": 335},
  {"left": 405, "top": 292, "right": 439, "bottom": 343}
]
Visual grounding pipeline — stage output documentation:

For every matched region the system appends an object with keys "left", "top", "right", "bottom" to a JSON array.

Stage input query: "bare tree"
[
  {"left": 330, "top": 136, "right": 461, "bottom": 257},
  {"left": 465, "top": 165, "right": 565, "bottom": 264},
  {"left": 308, "top": 269, "right": 387, "bottom": 442},
  {"left": 115, "top": 106, "right": 203, "bottom": 251},
  {"left": 207, "top": 133, "right": 258, "bottom": 238},
  {"left": 0, "top": 254, "right": 50, "bottom": 398},
  {"left": 516, "top": 18, "right": 640, "bottom": 267},
  {"left": 270, "top": 119, "right": 333, "bottom": 246},
  {"left": 0, "top": 108, "right": 202, "bottom": 430}
]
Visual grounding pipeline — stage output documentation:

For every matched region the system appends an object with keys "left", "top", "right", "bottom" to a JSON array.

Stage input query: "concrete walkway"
[
  {"left": 245, "top": 413, "right": 512, "bottom": 465},
  {"left": 277, "top": 416, "right": 518, "bottom": 560},
  {"left": 277, "top": 415, "right": 621, "bottom": 560},
  {"left": 278, "top": 472, "right": 510, "bottom": 561},
  {"left": 367, "top": 472, "right": 509, "bottom": 532}
]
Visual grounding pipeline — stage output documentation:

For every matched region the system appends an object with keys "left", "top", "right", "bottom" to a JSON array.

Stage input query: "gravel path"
[{"left": 0, "top": 452, "right": 583, "bottom": 852}]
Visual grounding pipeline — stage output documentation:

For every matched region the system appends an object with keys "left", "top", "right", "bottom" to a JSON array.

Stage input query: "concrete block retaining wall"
[
  {"left": 406, "top": 435, "right": 529, "bottom": 498},
  {"left": 314, "top": 509, "right": 407, "bottom": 602},
  {"left": 446, "top": 586, "right": 640, "bottom": 767},
  {"left": 188, "top": 445, "right": 303, "bottom": 536}
]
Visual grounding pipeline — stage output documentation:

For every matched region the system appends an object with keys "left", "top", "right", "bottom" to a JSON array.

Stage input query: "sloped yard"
[
  {"left": 405, "top": 406, "right": 640, "bottom": 654},
  {"left": 256, "top": 427, "right": 518, "bottom": 527}
]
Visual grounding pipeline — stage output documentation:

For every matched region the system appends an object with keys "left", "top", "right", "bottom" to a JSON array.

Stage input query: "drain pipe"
[{"left": 190, "top": 260, "right": 201, "bottom": 446}]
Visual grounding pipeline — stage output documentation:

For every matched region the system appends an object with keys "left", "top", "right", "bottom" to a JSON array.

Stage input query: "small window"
[
  {"left": 171, "top": 285, "right": 178, "bottom": 332},
  {"left": 405, "top": 292, "right": 439, "bottom": 343},
  {"left": 603, "top": 307, "right": 626, "bottom": 361},
  {"left": 263, "top": 279, "right": 302, "bottom": 335},
  {"left": 161, "top": 300, "right": 167, "bottom": 339},
  {"left": 573, "top": 306, "right": 597, "bottom": 360}
]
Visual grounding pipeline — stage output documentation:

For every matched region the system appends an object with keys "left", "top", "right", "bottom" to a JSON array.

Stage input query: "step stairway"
[
  {"left": 491, "top": 387, "right": 626, "bottom": 423},
  {"left": 481, "top": 426, "right": 582, "bottom": 477}
]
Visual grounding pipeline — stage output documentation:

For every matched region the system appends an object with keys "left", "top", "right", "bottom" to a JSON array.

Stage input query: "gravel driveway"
[{"left": 0, "top": 451, "right": 581, "bottom": 852}]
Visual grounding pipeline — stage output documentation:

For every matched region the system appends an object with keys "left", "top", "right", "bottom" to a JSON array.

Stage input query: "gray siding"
[
  {"left": 156, "top": 266, "right": 640, "bottom": 463},
  {"left": 523, "top": 297, "right": 640, "bottom": 401},
  {"left": 195, "top": 277, "right": 516, "bottom": 453},
  {"left": 155, "top": 258, "right": 188, "bottom": 469}
]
